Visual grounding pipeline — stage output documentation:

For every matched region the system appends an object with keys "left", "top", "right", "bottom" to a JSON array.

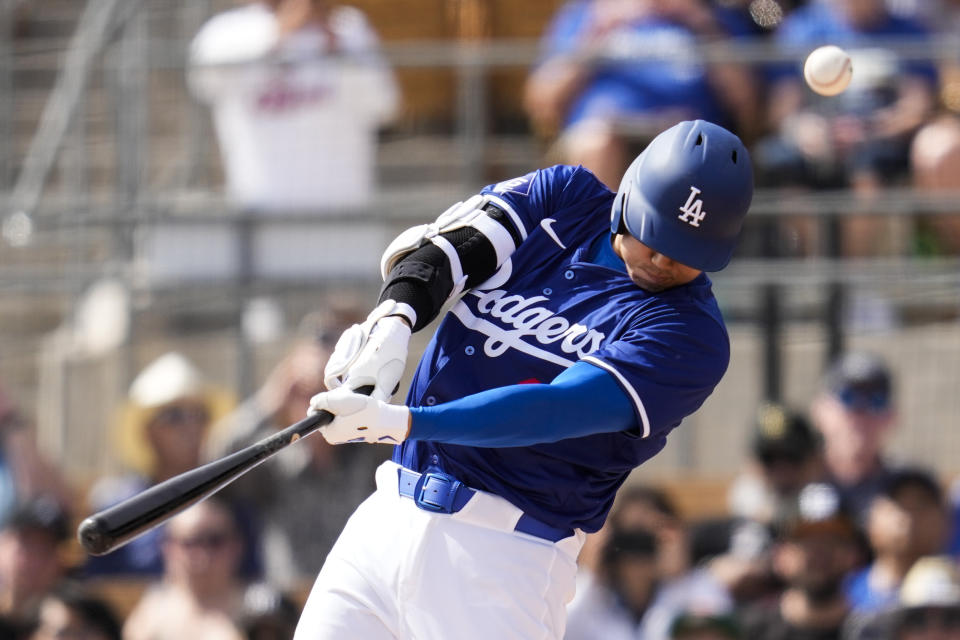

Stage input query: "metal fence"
[{"left": 1, "top": 0, "right": 958, "bottom": 483}]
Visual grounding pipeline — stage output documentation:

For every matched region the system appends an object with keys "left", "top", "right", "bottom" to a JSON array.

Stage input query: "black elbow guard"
[
  {"left": 378, "top": 202, "right": 519, "bottom": 331},
  {"left": 379, "top": 244, "right": 453, "bottom": 331}
]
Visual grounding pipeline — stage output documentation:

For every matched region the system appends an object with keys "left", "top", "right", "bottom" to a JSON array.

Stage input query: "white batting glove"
[
  {"left": 307, "top": 387, "right": 411, "bottom": 445},
  {"left": 323, "top": 300, "right": 415, "bottom": 402}
]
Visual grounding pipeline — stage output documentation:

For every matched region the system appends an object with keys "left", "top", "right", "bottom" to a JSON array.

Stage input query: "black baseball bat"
[{"left": 77, "top": 385, "right": 373, "bottom": 556}]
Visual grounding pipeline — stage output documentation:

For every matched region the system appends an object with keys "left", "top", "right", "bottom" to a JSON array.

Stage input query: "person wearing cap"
[
  {"left": 688, "top": 517, "right": 782, "bottom": 610},
  {"left": 0, "top": 497, "right": 71, "bottom": 630},
  {"left": 811, "top": 351, "right": 898, "bottom": 524},
  {"left": 566, "top": 487, "right": 681, "bottom": 640},
  {"left": 740, "top": 482, "right": 862, "bottom": 640},
  {"left": 844, "top": 467, "right": 950, "bottom": 615},
  {"left": 124, "top": 497, "right": 250, "bottom": 640},
  {"left": 567, "top": 486, "right": 734, "bottom": 640},
  {"left": 728, "top": 402, "right": 825, "bottom": 529},
  {"left": 843, "top": 555, "right": 960, "bottom": 640},
  {"left": 83, "top": 352, "right": 238, "bottom": 577},
  {"left": 890, "top": 556, "right": 960, "bottom": 640}
]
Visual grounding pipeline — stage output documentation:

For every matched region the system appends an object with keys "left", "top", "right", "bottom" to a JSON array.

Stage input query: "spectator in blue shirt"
[
  {"left": 811, "top": 352, "right": 899, "bottom": 526},
  {"left": 845, "top": 467, "right": 949, "bottom": 615},
  {"left": 756, "top": 0, "right": 939, "bottom": 256},
  {"left": 523, "top": 0, "right": 760, "bottom": 188}
]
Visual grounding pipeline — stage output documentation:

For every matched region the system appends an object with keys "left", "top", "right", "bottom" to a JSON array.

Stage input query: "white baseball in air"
[{"left": 803, "top": 45, "right": 853, "bottom": 96}]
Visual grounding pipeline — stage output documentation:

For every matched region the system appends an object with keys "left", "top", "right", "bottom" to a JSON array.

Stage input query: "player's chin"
[{"left": 629, "top": 271, "right": 672, "bottom": 292}]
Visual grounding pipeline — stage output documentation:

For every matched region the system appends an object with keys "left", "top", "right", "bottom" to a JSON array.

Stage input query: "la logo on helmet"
[{"left": 678, "top": 186, "right": 706, "bottom": 227}]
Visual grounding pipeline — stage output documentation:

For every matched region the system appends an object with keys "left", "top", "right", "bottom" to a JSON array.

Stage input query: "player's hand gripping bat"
[{"left": 77, "top": 385, "right": 373, "bottom": 556}]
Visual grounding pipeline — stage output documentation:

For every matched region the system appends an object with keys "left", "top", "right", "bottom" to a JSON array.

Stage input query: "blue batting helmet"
[{"left": 610, "top": 120, "right": 753, "bottom": 272}]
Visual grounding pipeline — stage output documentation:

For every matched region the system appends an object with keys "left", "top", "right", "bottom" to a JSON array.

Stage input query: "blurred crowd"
[
  {"left": 2, "top": 0, "right": 960, "bottom": 638},
  {"left": 524, "top": 0, "right": 960, "bottom": 258},
  {"left": 565, "top": 350, "right": 960, "bottom": 640},
  {"left": 0, "top": 305, "right": 388, "bottom": 639},
  {"left": 5, "top": 331, "right": 960, "bottom": 639}
]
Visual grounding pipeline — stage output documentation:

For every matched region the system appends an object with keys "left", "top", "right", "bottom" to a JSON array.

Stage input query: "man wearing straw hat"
[{"left": 84, "top": 352, "right": 235, "bottom": 577}]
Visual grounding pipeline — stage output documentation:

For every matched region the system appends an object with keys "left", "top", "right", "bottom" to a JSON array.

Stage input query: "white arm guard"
[{"left": 379, "top": 194, "right": 493, "bottom": 280}]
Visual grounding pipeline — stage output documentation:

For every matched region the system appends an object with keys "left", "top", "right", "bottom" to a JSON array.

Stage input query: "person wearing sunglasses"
[
  {"left": 810, "top": 351, "right": 898, "bottom": 526},
  {"left": 83, "top": 353, "right": 247, "bottom": 578},
  {"left": 848, "top": 556, "right": 960, "bottom": 640},
  {"left": 124, "top": 498, "right": 248, "bottom": 640},
  {"left": 845, "top": 468, "right": 949, "bottom": 617},
  {"left": 897, "top": 606, "right": 960, "bottom": 640}
]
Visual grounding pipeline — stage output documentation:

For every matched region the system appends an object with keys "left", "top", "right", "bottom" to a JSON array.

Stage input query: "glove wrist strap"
[{"left": 368, "top": 299, "right": 417, "bottom": 331}]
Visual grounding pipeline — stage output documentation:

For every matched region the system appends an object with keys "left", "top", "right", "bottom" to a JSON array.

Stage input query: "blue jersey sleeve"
[
  {"left": 480, "top": 164, "right": 613, "bottom": 243},
  {"left": 407, "top": 361, "right": 636, "bottom": 447},
  {"left": 582, "top": 302, "right": 730, "bottom": 438}
]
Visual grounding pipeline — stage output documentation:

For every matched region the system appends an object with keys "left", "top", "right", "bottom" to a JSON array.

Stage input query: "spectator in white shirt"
[{"left": 188, "top": 0, "right": 399, "bottom": 212}]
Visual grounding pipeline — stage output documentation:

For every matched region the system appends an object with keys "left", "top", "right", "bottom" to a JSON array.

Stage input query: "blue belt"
[{"left": 397, "top": 467, "right": 574, "bottom": 543}]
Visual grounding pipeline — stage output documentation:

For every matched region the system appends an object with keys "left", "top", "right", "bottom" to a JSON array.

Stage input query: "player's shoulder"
[
  {"left": 537, "top": 164, "right": 615, "bottom": 211},
  {"left": 626, "top": 277, "right": 729, "bottom": 345},
  {"left": 627, "top": 293, "right": 724, "bottom": 333},
  {"left": 545, "top": 163, "right": 611, "bottom": 190},
  {"left": 481, "top": 164, "right": 613, "bottom": 238},
  {"left": 484, "top": 164, "right": 611, "bottom": 206}
]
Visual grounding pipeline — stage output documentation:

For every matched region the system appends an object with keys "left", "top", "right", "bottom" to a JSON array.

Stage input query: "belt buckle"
[{"left": 415, "top": 471, "right": 461, "bottom": 513}]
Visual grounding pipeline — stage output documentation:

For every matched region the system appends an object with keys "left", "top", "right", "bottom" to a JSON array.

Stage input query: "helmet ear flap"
[
  {"left": 610, "top": 189, "right": 630, "bottom": 235},
  {"left": 617, "top": 189, "right": 630, "bottom": 235}
]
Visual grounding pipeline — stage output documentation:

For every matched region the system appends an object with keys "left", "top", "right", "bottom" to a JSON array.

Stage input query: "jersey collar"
[{"left": 582, "top": 232, "right": 627, "bottom": 273}]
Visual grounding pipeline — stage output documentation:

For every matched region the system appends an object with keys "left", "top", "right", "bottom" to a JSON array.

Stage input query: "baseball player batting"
[{"left": 296, "top": 119, "right": 754, "bottom": 639}]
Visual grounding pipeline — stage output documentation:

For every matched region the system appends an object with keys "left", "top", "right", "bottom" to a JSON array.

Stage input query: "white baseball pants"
[{"left": 294, "top": 461, "right": 585, "bottom": 640}]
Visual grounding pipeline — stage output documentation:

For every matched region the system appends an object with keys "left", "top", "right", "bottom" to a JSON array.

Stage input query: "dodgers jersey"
[{"left": 394, "top": 165, "right": 730, "bottom": 533}]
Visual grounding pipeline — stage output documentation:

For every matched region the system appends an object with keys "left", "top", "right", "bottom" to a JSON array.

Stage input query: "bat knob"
[{"left": 77, "top": 515, "right": 113, "bottom": 556}]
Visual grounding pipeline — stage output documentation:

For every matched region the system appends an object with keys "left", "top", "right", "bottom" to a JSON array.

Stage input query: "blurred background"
[{"left": 0, "top": 0, "right": 959, "bottom": 638}]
